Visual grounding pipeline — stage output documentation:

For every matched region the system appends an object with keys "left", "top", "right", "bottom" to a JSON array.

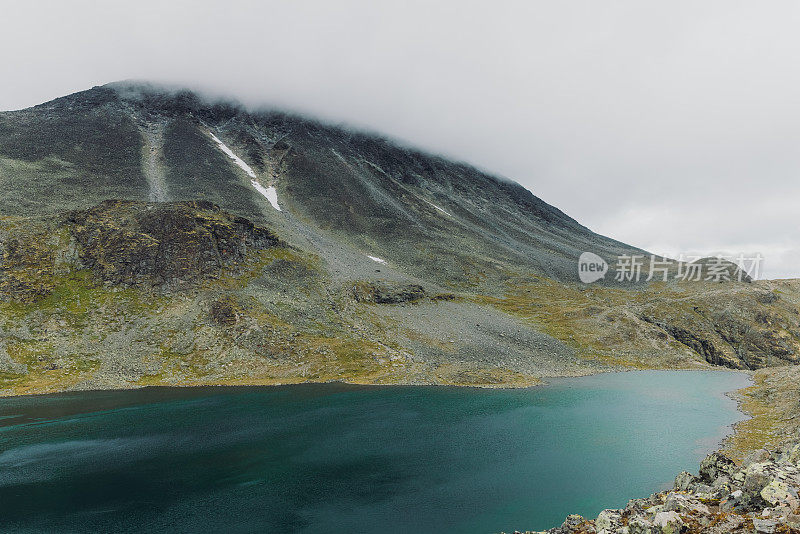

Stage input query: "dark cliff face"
[
  {"left": 67, "top": 200, "right": 282, "bottom": 287},
  {"left": 0, "top": 200, "right": 282, "bottom": 302}
]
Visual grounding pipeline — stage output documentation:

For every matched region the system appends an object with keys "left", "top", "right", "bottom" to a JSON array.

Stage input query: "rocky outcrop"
[
  {"left": 639, "top": 316, "right": 743, "bottom": 369},
  {"left": 67, "top": 200, "right": 280, "bottom": 286},
  {"left": 513, "top": 445, "right": 800, "bottom": 534},
  {"left": 0, "top": 232, "right": 58, "bottom": 302},
  {"left": 209, "top": 296, "right": 239, "bottom": 326},
  {"left": 0, "top": 200, "right": 284, "bottom": 301},
  {"left": 638, "top": 289, "right": 800, "bottom": 370},
  {"left": 351, "top": 280, "right": 426, "bottom": 304},
  {"left": 66, "top": 200, "right": 282, "bottom": 288}
]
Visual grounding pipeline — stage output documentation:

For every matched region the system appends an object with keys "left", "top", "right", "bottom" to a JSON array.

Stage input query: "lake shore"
[
  {"left": 510, "top": 365, "right": 800, "bottom": 533},
  {"left": 723, "top": 365, "right": 800, "bottom": 461}
]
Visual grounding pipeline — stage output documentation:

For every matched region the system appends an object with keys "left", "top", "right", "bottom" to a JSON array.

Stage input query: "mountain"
[
  {"left": 0, "top": 82, "right": 639, "bottom": 283},
  {"left": 0, "top": 82, "right": 798, "bottom": 395}
]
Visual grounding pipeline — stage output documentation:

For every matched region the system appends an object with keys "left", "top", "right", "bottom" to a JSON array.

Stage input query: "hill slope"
[{"left": 0, "top": 82, "right": 798, "bottom": 395}]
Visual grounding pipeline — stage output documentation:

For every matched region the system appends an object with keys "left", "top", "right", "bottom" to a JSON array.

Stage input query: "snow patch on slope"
[
  {"left": 209, "top": 132, "right": 257, "bottom": 179},
  {"left": 423, "top": 198, "right": 450, "bottom": 216},
  {"left": 367, "top": 255, "right": 387, "bottom": 265},
  {"left": 210, "top": 131, "right": 281, "bottom": 212},
  {"left": 251, "top": 180, "right": 282, "bottom": 211}
]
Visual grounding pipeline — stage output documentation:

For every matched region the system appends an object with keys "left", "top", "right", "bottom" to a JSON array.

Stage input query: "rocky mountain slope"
[{"left": 1, "top": 82, "right": 799, "bottom": 395}]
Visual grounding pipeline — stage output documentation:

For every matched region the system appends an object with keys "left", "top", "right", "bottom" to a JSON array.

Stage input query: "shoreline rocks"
[{"left": 508, "top": 443, "right": 800, "bottom": 534}]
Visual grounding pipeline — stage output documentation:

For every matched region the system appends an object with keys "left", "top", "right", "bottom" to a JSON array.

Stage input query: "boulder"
[
  {"left": 351, "top": 280, "right": 426, "bottom": 304},
  {"left": 673, "top": 471, "right": 697, "bottom": 491},
  {"left": 652, "top": 511, "right": 683, "bottom": 534},
  {"left": 552, "top": 514, "right": 594, "bottom": 533},
  {"left": 784, "top": 444, "right": 800, "bottom": 465},
  {"left": 720, "top": 489, "right": 744, "bottom": 512},
  {"left": 560, "top": 514, "right": 587, "bottom": 530},
  {"left": 698, "top": 451, "right": 736, "bottom": 482},
  {"left": 742, "top": 463, "right": 774, "bottom": 506},
  {"left": 663, "top": 492, "right": 709, "bottom": 515},
  {"left": 710, "top": 474, "right": 731, "bottom": 490},
  {"left": 627, "top": 517, "right": 653, "bottom": 534},
  {"left": 595, "top": 509, "right": 622, "bottom": 532},
  {"left": 752, "top": 517, "right": 779, "bottom": 534},
  {"left": 760, "top": 479, "right": 798, "bottom": 507}
]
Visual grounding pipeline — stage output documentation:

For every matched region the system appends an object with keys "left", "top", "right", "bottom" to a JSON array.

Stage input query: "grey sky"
[{"left": 2, "top": 0, "right": 799, "bottom": 278}]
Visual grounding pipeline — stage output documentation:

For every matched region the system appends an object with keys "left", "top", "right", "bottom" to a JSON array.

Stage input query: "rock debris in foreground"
[{"left": 507, "top": 443, "right": 800, "bottom": 533}]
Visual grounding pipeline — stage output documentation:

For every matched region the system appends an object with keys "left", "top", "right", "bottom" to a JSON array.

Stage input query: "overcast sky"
[{"left": 2, "top": 1, "right": 799, "bottom": 278}]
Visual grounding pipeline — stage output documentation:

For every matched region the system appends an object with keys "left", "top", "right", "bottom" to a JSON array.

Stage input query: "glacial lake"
[{"left": 0, "top": 370, "right": 749, "bottom": 533}]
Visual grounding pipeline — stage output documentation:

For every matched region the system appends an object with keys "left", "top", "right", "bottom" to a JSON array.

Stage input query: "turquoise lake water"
[{"left": 0, "top": 370, "right": 749, "bottom": 533}]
